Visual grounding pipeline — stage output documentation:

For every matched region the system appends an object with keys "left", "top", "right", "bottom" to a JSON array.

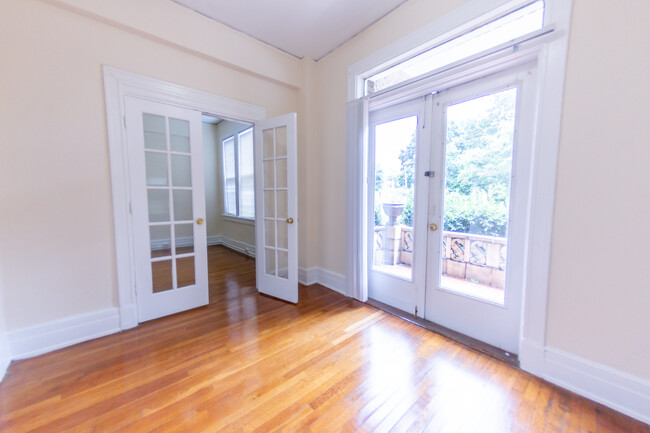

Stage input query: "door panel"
[
  {"left": 126, "top": 97, "right": 208, "bottom": 322},
  {"left": 425, "top": 66, "right": 535, "bottom": 353},
  {"left": 367, "top": 98, "right": 429, "bottom": 316},
  {"left": 255, "top": 113, "right": 298, "bottom": 303}
]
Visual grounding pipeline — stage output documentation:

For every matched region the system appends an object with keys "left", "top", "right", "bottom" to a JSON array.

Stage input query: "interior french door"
[
  {"left": 125, "top": 97, "right": 209, "bottom": 322},
  {"left": 367, "top": 65, "right": 535, "bottom": 353},
  {"left": 254, "top": 113, "right": 299, "bottom": 303}
]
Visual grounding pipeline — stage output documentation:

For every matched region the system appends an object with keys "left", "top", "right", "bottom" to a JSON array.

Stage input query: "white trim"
[
  {"left": 543, "top": 347, "right": 650, "bottom": 424},
  {"left": 7, "top": 308, "right": 121, "bottom": 360},
  {"left": 104, "top": 66, "right": 267, "bottom": 328},
  {"left": 299, "top": 267, "right": 347, "bottom": 295},
  {"left": 207, "top": 235, "right": 256, "bottom": 258},
  {"left": 0, "top": 332, "right": 11, "bottom": 381}
]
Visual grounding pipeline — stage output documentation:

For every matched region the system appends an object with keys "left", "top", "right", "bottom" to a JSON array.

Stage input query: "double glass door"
[{"left": 368, "top": 66, "right": 534, "bottom": 353}]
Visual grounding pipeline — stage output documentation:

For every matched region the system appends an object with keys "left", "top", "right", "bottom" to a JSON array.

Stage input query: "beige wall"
[
  {"left": 203, "top": 121, "right": 256, "bottom": 247},
  {"left": 0, "top": 0, "right": 299, "bottom": 330},
  {"left": 546, "top": 0, "right": 650, "bottom": 379},
  {"left": 309, "top": 0, "right": 649, "bottom": 381}
]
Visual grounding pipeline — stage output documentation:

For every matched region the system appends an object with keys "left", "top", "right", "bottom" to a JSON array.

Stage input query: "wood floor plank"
[{"left": 0, "top": 246, "right": 647, "bottom": 432}]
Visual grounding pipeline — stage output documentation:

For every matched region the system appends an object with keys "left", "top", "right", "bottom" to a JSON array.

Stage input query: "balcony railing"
[{"left": 373, "top": 226, "right": 507, "bottom": 289}]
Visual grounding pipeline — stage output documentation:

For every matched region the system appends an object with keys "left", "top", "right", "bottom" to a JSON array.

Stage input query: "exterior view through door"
[{"left": 368, "top": 65, "right": 535, "bottom": 354}]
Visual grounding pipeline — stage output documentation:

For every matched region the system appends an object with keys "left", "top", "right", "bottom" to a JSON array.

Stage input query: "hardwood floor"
[{"left": 0, "top": 245, "right": 647, "bottom": 432}]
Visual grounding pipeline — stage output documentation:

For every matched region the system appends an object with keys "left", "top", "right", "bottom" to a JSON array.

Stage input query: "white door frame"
[
  {"left": 103, "top": 66, "right": 267, "bottom": 330},
  {"left": 345, "top": 0, "right": 573, "bottom": 375}
]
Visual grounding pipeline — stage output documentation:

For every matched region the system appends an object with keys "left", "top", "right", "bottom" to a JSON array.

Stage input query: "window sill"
[{"left": 222, "top": 214, "right": 255, "bottom": 226}]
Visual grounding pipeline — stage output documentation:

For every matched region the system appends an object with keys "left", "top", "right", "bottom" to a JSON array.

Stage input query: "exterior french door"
[
  {"left": 254, "top": 114, "right": 299, "bottom": 303},
  {"left": 368, "top": 65, "right": 535, "bottom": 353},
  {"left": 125, "top": 97, "right": 209, "bottom": 322}
]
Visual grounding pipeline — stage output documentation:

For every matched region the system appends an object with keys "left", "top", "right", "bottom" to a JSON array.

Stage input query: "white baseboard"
[
  {"left": 0, "top": 332, "right": 11, "bottom": 381},
  {"left": 7, "top": 307, "right": 121, "bottom": 360},
  {"left": 119, "top": 303, "right": 138, "bottom": 330},
  {"left": 208, "top": 235, "right": 255, "bottom": 257},
  {"left": 541, "top": 347, "right": 650, "bottom": 424},
  {"left": 298, "top": 267, "right": 346, "bottom": 295}
]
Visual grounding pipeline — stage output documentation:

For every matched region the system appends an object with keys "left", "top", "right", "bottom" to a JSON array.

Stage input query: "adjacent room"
[{"left": 0, "top": 0, "right": 648, "bottom": 431}]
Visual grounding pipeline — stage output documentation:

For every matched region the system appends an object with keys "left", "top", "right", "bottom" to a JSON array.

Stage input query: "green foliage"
[
  {"left": 374, "top": 203, "right": 385, "bottom": 226},
  {"left": 443, "top": 192, "right": 508, "bottom": 237},
  {"left": 399, "top": 193, "right": 414, "bottom": 227}
]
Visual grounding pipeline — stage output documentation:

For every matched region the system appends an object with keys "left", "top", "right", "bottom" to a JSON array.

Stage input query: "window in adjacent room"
[{"left": 222, "top": 127, "right": 255, "bottom": 218}]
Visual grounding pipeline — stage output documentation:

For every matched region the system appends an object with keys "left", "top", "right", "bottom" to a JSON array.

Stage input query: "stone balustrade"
[{"left": 373, "top": 226, "right": 507, "bottom": 289}]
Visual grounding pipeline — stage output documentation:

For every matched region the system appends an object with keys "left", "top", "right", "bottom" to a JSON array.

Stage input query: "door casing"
[{"left": 104, "top": 66, "right": 267, "bottom": 330}]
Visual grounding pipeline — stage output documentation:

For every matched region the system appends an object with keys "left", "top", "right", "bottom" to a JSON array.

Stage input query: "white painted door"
[
  {"left": 254, "top": 114, "right": 298, "bottom": 303},
  {"left": 367, "top": 98, "right": 429, "bottom": 316},
  {"left": 125, "top": 97, "right": 209, "bottom": 322},
  {"left": 425, "top": 66, "right": 535, "bottom": 354}
]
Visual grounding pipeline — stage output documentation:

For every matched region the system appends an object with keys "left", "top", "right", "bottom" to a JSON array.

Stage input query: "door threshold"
[{"left": 366, "top": 298, "right": 519, "bottom": 367}]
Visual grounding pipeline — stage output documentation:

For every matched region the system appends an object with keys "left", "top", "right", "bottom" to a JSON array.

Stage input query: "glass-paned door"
[
  {"left": 425, "top": 66, "right": 534, "bottom": 354},
  {"left": 255, "top": 113, "right": 298, "bottom": 303},
  {"left": 367, "top": 98, "right": 429, "bottom": 316},
  {"left": 125, "top": 97, "right": 208, "bottom": 322}
]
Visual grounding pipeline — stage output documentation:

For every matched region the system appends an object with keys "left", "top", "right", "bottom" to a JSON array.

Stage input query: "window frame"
[{"left": 221, "top": 126, "right": 255, "bottom": 221}]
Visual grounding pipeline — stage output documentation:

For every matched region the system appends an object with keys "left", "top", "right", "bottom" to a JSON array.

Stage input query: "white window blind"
[
  {"left": 222, "top": 136, "right": 237, "bottom": 215},
  {"left": 238, "top": 128, "right": 255, "bottom": 218}
]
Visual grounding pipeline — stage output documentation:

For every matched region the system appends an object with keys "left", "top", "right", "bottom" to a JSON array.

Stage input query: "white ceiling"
[{"left": 173, "top": 0, "right": 408, "bottom": 60}]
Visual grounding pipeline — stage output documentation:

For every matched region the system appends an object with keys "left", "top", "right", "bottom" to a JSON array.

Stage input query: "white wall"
[
  {"left": 308, "top": 0, "right": 650, "bottom": 385},
  {"left": 0, "top": 0, "right": 300, "bottom": 331},
  {"left": 203, "top": 121, "right": 256, "bottom": 247}
]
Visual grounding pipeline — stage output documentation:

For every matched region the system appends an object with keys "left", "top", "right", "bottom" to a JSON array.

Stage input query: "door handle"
[
  {"left": 429, "top": 223, "right": 438, "bottom": 231},
  {"left": 196, "top": 218, "right": 204, "bottom": 225},
  {"left": 286, "top": 217, "right": 294, "bottom": 224}
]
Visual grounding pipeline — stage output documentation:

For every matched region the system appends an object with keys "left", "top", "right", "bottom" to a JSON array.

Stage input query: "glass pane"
[
  {"left": 366, "top": 1, "right": 544, "bottom": 94},
  {"left": 169, "top": 118, "right": 190, "bottom": 153},
  {"left": 143, "top": 114, "right": 166, "bottom": 150},
  {"left": 265, "top": 220, "right": 275, "bottom": 247},
  {"left": 277, "top": 220, "right": 288, "bottom": 250},
  {"left": 264, "top": 191, "right": 275, "bottom": 218},
  {"left": 171, "top": 154, "right": 192, "bottom": 187},
  {"left": 147, "top": 189, "right": 170, "bottom": 223},
  {"left": 152, "top": 260, "right": 173, "bottom": 293},
  {"left": 177, "top": 256, "right": 195, "bottom": 288},
  {"left": 276, "top": 126, "right": 287, "bottom": 157},
  {"left": 222, "top": 137, "right": 236, "bottom": 215},
  {"left": 276, "top": 158, "right": 287, "bottom": 188},
  {"left": 238, "top": 129, "right": 255, "bottom": 218},
  {"left": 264, "top": 160, "right": 275, "bottom": 188},
  {"left": 263, "top": 129, "right": 274, "bottom": 158},
  {"left": 173, "top": 189, "right": 193, "bottom": 221},
  {"left": 145, "top": 152, "right": 168, "bottom": 186},
  {"left": 265, "top": 248, "right": 276, "bottom": 276},
  {"left": 372, "top": 116, "right": 417, "bottom": 281},
  {"left": 150, "top": 225, "right": 171, "bottom": 258},
  {"left": 277, "top": 190, "right": 288, "bottom": 219},
  {"left": 277, "top": 250, "right": 288, "bottom": 279},
  {"left": 175, "top": 224, "right": 194, "bottom": 255},
  {"left": 440, "top": 88, "right": 516, "bottom": 305}
]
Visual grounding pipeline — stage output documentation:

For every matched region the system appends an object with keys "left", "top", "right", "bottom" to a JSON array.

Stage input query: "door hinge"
[
  {"left": 424, "top": 170, "right": 435, "bottom": 178},
  {"left": 123, "top": 116, "right": 127, "bottom": 129},
  {"left": 415, "top": 305, "right": 418, "bottom": 316}
]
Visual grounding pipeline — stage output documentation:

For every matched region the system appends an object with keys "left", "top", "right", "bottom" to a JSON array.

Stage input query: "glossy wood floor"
[{"left": 0, "top": 246, "right": 647, "bottom": 432}]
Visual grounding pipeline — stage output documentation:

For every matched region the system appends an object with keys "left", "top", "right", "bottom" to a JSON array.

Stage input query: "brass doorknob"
[
  {"left": 196, "top": 218, "right": 204, "bottom": 225},
  {"left": 286, "top": 217, "right": 294, "bottom": 224},
  {"left": 429, "top": 223, "right": 438, "bottom": 231}
]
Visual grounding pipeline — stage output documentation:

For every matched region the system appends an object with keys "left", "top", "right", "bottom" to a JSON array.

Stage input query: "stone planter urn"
[{"left": 382, "top": 203, "right": 405, "bottom": 226}]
